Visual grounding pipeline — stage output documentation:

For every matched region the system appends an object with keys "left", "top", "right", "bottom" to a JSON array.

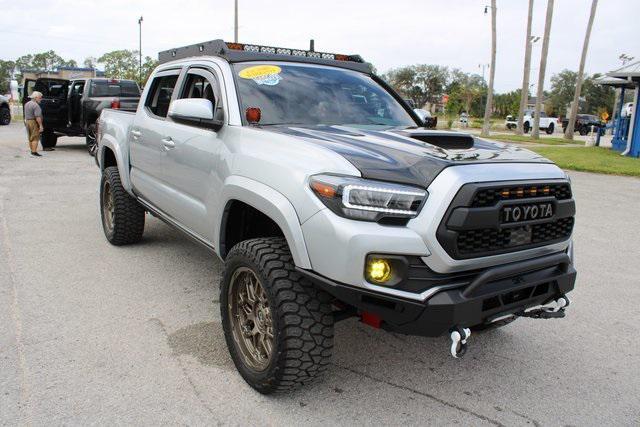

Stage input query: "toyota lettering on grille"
[{"left": 502, "top": 202, "right": 554, "bottom": 224}]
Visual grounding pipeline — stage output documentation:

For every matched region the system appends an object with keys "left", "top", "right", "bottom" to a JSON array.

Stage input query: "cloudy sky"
[{"left": 1, "top": 0, "right": 637, "bottom": 92}]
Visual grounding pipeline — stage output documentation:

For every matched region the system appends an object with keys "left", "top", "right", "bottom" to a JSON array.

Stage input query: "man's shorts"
[{"left": 26, "top": 119, "right": 40, "bottom": 143}]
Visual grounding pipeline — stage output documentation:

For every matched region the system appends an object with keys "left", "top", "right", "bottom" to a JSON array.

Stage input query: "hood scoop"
[{"left": 405, "top": 131, "right": 475, "bottom": 150}]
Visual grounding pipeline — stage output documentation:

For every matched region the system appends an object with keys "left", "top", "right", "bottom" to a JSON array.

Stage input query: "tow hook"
[
  {"left": 449, "top": 326, "right": 471, "bottom": 358},
  {"left": 517, "top": 295, "right": 570, "bottom": 319}
]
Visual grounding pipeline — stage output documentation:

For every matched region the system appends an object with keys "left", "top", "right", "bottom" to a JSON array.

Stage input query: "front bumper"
[{"left": 298, "top": 252, "right": 576, "bottom": 337}]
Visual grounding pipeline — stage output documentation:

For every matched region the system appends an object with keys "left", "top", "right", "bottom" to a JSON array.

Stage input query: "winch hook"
[{"left": 449, "top": 326, "right": 471, "bottom": 358}]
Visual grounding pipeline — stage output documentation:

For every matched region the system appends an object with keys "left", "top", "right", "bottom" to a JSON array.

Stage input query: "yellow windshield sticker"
[{"left": 239, "top": 65, "right": 282, "bottom": 86}]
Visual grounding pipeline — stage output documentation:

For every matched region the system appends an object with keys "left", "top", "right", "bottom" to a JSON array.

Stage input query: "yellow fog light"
[{"left": 367, "top": 258, "right": 392, "bottom": 284}]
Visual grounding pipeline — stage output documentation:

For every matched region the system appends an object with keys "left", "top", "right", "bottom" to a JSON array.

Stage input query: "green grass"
[
  {"left": 483, "top": 134, "right": 582, "bottom": 145},
  {"left": 531, "top": 146, "right": 640, "bottom": 177}
]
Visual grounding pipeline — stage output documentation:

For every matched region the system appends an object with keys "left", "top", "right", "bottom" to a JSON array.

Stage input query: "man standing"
[{"left": 24, "top": 91, "right": 44, "bottom": 157}]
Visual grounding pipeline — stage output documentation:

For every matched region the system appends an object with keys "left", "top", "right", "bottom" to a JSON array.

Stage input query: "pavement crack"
[
  {"left": 0, "top": 196, "right": 33, "bottom": 426},
  {"left": 332, "top": 363, "right": 505, "bottom": 426},
  {"left": 149, "top": 317, "right": 217, "bottom": 418}
]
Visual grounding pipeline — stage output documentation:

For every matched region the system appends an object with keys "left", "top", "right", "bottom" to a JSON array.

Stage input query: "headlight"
[{"left": 309, "top": 174, "right": 427, "bottom": 222}]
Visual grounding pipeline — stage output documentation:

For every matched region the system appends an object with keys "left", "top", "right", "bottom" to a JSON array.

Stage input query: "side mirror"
[
  {"left": 413, "top": 108, "right": 428, "bottom": 122},
  {"left": 168, "top": 98, "right": 223, "bottom": 130}
]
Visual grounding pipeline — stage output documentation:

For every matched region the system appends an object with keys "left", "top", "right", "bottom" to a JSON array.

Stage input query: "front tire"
[
  {"left": 0, "top": 106, "right": 10, "bottom": 125},
  {"left": 100, "top": 166, "right": 145, "bottom": 245},
  {"left": 221, "top": 237, "right": 334, "bottom": 394},
  {"left": 523, "top": 122, "right": 530, "bottom": 133}
]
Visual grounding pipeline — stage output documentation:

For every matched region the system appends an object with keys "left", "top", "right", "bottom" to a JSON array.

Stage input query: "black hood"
[{"left": 261, "top": 125, "right": 551, "bottom": 188}]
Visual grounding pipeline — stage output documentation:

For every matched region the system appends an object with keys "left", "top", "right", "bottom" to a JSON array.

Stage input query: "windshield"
[
  {"left": 90, "top": 80, "right": 140, "bottom": 97},
  {"left": 233, "top": 62, "right": 416, "bottom": 128}
]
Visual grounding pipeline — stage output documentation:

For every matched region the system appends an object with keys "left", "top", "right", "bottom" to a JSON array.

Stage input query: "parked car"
[
  {"left": 413, "top": 108, "right": 438, "bottom": 129},
  {"left": 96, "top": 39, "right": 576, "bottom": 394},
  {"left": 459, "top": 112, "right": 469, "bottom": 127},
  {"left": 521, "top": 110, "right": 558, "bottom": 134},
  {"left": 621, "top": 102, "right": 633, "bottom": 118},
  {"left": 505, "top": 114, "right": 517, "bottom": 130},
  {"left": 561, "top": 114, "right": 604, "bottom": 135},
  {"left": 0, "top": 94, "right": 10, "bottom": 125},
  {"left": 22, "top": 77, "right": 141, "bottom": 154}
]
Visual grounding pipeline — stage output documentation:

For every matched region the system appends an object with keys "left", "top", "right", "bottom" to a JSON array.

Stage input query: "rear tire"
[
  {"left": 523, "top": 122, "right": 530, "bottom": 133},
  {"left": 579, "top": 126, "right": 588, "bottom": 136},
  {"left": 40, "top": 131, "right": 58, "bottom": 148},
  {"left": 545, "top": 123, "right": 554, "bottom": 134},
  {"left": 220, "top": 237, "right": 334, "bottom": 394},
  {"left": 100, "top": 166, "right": 145, "bottom": 245},
  {"left": 0, "top": 106, "right": 10, "bottom": 125}
]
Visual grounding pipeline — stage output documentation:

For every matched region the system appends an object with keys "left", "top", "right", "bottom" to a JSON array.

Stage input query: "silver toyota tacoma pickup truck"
[{"left": 96, "top": 40, "right": 576, "bottom": 394}]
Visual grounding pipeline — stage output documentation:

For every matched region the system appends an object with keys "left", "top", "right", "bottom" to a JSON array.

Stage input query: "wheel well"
[
  {"left": 102, "top": 147, "right": 117, "bottom": 169},
  {"left": 220, "top": 200, "right": 285, "bottom": 258}
]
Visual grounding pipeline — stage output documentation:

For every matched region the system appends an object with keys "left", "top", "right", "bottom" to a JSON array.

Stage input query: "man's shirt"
[{"left": 24, "top": 100, "right": 42, "bottom": 120}]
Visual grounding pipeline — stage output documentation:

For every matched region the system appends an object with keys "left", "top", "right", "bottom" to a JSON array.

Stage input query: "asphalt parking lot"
[{"left": 1, "top": 122, "right": 639, "bottom": 426}]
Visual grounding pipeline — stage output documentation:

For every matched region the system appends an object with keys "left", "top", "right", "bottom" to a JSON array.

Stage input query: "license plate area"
[{"left": 501, "top": 202, "right": 554, "bottom": 224}]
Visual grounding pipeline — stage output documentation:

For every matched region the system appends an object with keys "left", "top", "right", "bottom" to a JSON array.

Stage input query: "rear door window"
[
  {"left": 90, "top": 80, "right": 140, "bottom": 97},
  {"left": 145, "top": 73, "right": 179, "bottom": 118}
]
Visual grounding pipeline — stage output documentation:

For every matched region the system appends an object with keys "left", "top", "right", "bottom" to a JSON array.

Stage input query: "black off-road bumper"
[{"left": 298, "top": 252, "right": 576, "bottom": 337}]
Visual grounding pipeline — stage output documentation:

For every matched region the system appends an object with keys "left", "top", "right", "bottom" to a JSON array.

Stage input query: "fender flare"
[
  {"left": 216, "top": 175, "right": 312, "bottom": 269},
  {"left": 98, "top": 135, "right": 134, "bottom": 195}
]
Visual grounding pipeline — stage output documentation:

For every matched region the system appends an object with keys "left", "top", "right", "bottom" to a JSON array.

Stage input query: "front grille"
[
  {"left": 457, "top": 217, "right": 574, "bottom": 255},
  {"left": 437, "top": 181, "right": 575, "bottom": 259},
  {"left": 471, "top": 183, "right": 571, "bottom": 207}
]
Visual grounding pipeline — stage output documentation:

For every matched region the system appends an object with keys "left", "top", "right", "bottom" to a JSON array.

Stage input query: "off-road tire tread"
[
  {"left": 101, "top": 166, "right": 145, "bottom": 245},
  {"left": 0, "top": 106, "right": 10, "bottom": 125},
  {"left": 221, "top": 237, "right": 334, "bottom": 394}
]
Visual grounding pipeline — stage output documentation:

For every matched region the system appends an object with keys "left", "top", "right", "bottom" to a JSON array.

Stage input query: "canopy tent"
[{"left": 599, "top": 61, "right": 640, "bottom": 157}]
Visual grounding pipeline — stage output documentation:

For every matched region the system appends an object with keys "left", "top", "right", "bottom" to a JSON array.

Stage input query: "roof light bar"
[{"left": 225, "top": 41, "right": 360, "bottom": 63}]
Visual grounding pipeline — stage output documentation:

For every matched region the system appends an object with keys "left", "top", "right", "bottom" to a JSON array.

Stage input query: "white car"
[
  {"left": 522, "top": 110, "right": 558, "bottom": 134},
  {"left": 621, "top": 102, "right": 633, "bottom": 118}
]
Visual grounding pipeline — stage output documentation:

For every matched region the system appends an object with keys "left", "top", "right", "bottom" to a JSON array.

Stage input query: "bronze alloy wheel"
[
  {"left": 102, "top": 180, "right": 115, "bottom": 234},
  {"left": 228, "top": 267, "right": 274, "bottom": 372}
]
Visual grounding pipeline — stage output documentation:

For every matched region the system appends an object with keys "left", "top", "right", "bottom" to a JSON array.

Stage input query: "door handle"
[
  {"left": 161, "top": 137, "right": 175, "bottom": 149},
  {"left": 131, "top": 130, "right": 141, "bottom": 138}
]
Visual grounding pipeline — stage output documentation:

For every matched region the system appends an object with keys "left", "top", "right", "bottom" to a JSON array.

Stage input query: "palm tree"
[
  {"left": 481, "top": 0, "right": 497, "bottom": 138},
  {"left": 532, "top": 0, "right": 554, "bottom": 139},
  {"left": 516, "top": 0, "right": 535, "bottom": 135},
  {"left": 564, "top": 0, "right": 598, "bottom": 140}
]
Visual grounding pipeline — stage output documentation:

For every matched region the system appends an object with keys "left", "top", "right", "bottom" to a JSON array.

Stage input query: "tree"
[
  {"left": 582, "top": 74, "right": 614, "bottom": 115},
  {"left": 549, "top": 70, "right": 578, "bottom": 115},
  {"left": 446, "top": 70, "right": 485, "bottom": 115},
  {"left": 97, "top": 50, "right": 157, "bottom": 85},
  {"left": 564, "top": 0, "right": 598, "bottom": 140},
  {"left": 493, "top": 90, "right": 522, "bottom": 117},
  {"left": 140, "top": 56, "right": 158, "bottom": 86},
  {"left": 0, "top": 60, "right": 16, "bottom": 94},
  {"left": 481, "top": 0, "right": 497, "bottom": 137},
  {"left": 83, "top": 56, "right": 98, "bottom": 69},
  {"left": 14, "top": 51, "right": 76, "bottom": 71},
  {"left": 532, "top": 0, "right": 554, "bottom": 139},
  {"left": 517, "top": 0, "right": 535, "bottom": 135},
  {"left": 382, "top": 64, "right": 449, "bottom": 108},
  {"left": 98, "top": 50, "right": 139, "bottom": 81}
]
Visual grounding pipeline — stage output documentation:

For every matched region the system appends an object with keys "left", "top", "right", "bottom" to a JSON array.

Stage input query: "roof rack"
[{"left": 158, "top": 39, "right": 371, "bottom": 73}]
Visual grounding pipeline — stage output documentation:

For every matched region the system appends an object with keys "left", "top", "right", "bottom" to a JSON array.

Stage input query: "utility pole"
[
  {"left": 234, "top": 0, "right": 239, "bottom": 42},
  {"left": 564, "top": 0, "right": 598, "bottom": 140},
  {"left": 516, "top": 0, "right": 535, "bottom": 135},
  {"left": 138, "top": 16, "right": 143, "bottom": 84},
  {"left": 481, "top": 1, "right": 497, "bottom": 138},
  {"left": 532, "top": 0, "right": 554, "bottom": 139}
]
